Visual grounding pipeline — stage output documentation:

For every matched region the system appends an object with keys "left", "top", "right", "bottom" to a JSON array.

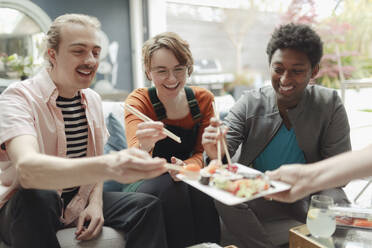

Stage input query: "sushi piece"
[
  {"left": 199, "top": 169, "right": 211, "bottom": 185},
  {"left": 183, "top": 163, "right": 201, "bottom": 173},
  {"left": 181, "top": 163, "right": 201, "bottom": 180}
]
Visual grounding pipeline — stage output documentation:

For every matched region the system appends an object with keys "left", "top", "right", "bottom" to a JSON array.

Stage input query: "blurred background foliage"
[{"left": 282, "top": 0, "right": 372, "bottom": 88}]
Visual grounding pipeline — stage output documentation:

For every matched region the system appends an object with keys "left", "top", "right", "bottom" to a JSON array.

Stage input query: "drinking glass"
[{"left": 306, "top": 195, "right": 336, "bottom": 238}]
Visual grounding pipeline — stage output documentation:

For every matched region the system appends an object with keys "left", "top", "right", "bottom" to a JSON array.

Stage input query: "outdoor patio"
[{"left": 340, "top": 88, "right": 372, "bottom": 207}]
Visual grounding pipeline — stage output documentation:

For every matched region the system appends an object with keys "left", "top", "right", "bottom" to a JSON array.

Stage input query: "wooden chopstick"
[
  {"left": 122, "top": 103, "right": 181, "bottom": 143},
  {"left": 217, "top": 129, "right": 222, "bottom": 163},
  {"left": 212, "top": 102, "right": 222, "bottom": 164},
  {"left": 124, "top": 103, "right": 152, "bottom": 122},
  {"left": 221, "top": 137, "right": 232, "bottom": 165},
  {"left": 212, "top": 107, "right": 222, "bottom": 164},
  {"left": 212, "top": 102, "right": 232, "bottom": 165}
]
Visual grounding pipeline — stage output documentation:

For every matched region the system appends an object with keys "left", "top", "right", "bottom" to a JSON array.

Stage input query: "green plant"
[
  {"left": 316, "top": 0, "right": 372, "bottom": 87},
  {"left": 280, "top": 0, "right": 372, "bottom": 88},
  {"left": 314, "top": 20, "right": 358, "bottom": 88},
  {"left": 1, "top": 53, "right": 34, "bottom": 79},
  {"left": 360, "top": 109, "right": 372, "bottom": 113}
]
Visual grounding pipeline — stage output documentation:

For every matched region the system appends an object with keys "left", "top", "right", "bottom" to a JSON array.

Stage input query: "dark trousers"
[
  {"left": 0, "top": 188, "right": 167, "bottom": 248},
  {"left": 216, "top": 188, "right": 349, "bottom": 248},
  {"left": 217, "top": 197, "right": 307, "bottom": 248},
  {"left": 137, "top": 173, "right": 221, "bottom": 248}
]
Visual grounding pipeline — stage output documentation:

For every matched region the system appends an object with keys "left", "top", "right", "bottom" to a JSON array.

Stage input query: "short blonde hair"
[
  {"left": 142, "top": 32, "right": 194, "bottom": 80},
  {"left": 44, "top": 13, "right": 101, "bottom": 65}
]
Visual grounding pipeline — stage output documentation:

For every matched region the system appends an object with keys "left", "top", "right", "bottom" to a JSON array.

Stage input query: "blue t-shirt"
[{"left": 253, "top": 124, "right": 306, "bottom": 172}]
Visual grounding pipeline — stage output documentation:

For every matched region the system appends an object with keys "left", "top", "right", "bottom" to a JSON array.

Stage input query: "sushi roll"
[{"left": 199, "top": 168, "right": 211, "bottom": 185}]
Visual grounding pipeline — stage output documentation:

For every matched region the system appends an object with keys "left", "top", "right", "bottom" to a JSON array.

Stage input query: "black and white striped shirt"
[{"left": 56, "top": 93, "right": 88, "bottom": 193}]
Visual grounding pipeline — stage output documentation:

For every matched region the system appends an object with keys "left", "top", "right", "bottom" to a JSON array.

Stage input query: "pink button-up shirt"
[{"left": 0, "top": 69, "right": 108, "bottom": 225}]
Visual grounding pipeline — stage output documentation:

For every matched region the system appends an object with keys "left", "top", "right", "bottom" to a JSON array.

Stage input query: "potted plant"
[{"left": 1, "top": 53, "right": 34, "bottom": 80}]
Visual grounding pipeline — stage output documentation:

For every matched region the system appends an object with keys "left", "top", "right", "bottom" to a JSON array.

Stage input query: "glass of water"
[{"left": 306, "top": 195, "right": 336, "bottom": 238}]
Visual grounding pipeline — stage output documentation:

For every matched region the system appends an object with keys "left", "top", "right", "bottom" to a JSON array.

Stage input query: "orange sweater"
[{"left": 125, "top": 86, "right": 214, "bottom": 167}]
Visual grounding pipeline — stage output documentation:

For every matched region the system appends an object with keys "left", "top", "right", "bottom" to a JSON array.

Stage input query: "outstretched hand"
[
  {"left": 168, "top": 156, "right": 186, "bottom": 181},
  {"left": 265, "top": 164, "right": 310, "bottom": 203},
  {"left": 106, "top": 148, "right": 167, "bottom": 184}
]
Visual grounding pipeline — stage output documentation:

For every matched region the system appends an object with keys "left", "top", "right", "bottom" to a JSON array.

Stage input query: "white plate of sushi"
[{"left": 176, "top": 163, "right": 291, "bottom": 206}]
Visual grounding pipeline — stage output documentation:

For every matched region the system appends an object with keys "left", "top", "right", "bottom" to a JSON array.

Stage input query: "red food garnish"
[
  {"left": 353, "top": 218, "right": 372, "bottom": 227},
  {"left": 227, "top": 164, "right": 238, "bottom": 173},
  {"left": 336, "top": 216, "right": 353, "bottom": 225}
]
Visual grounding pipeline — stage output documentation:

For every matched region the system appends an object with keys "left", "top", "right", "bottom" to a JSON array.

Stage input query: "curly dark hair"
[{"left": 266, "top": 23, "right": 323, "bottom": 68}]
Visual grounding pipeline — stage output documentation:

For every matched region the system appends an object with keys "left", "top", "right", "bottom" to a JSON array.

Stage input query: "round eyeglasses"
[{"left": 151, "top": 66, "right": 188, "bottom": 80}]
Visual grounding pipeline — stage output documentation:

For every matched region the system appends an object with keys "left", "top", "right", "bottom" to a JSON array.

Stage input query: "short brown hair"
[
  {"left": 142, "top": 32, "right": 194, "bottom": 80},
  {"left": 44, "top": 13, "right": 101, "bottom": 66}
]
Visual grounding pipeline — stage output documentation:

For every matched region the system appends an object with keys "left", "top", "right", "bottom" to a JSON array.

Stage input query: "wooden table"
[
  {"left": 289, "top": 224, "right": 372, "bottom": 248},
  {"left": 289, "top": 225, "right": 326, "bottom": 248}
]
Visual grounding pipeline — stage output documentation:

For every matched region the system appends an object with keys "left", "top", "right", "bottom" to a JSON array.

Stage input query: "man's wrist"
[
  {"left": 139, "top": 143, "right": 154, "bottom": 153},
  {"left": 88, "top": 197, "right": 103, "bottom": 207},
  {"left": 100, "top": 153, "right": 124, "bottom": 180}
]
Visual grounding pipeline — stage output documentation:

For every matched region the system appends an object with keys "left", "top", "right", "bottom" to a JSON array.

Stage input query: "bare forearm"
[
  {"left": 17, "top": 153, "right": 109, "bottom": 190},
  {"left": 7, "top": 135, "right": 167, "bottom": 190},
  {"left": 88, "top": 182, "right": 103, "bottom": 207},
  {"left": 307, "top": 145, "right": 372, "bottom": 193}
]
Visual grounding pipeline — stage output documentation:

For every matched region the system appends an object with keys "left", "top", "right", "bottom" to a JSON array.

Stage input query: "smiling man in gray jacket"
[{"left": 202, "top": 23, "right": 350, "bottom": 248}]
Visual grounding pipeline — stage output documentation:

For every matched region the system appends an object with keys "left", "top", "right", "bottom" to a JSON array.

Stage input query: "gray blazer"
[
  {"left": 214, "top": 85, "right": 351, "bottom": 248},
  {"left": 224, "top": 84, "right": 351, "bottom": 166}
]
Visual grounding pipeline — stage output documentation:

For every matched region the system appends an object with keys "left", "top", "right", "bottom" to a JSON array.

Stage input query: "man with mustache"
[
  {"left": 202, "top": 23, "right": 351, "bottom": 248},
  {"left": 0, "top": 14, "right": 168, "bottom": 248}
]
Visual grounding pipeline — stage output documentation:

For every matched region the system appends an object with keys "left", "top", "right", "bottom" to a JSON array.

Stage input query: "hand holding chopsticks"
[
  {"left": 122, "top": 103, "right": 181, "bottom": 143},
  {"left": 212, "top": 102, "right": 232, "bottom": 165}
]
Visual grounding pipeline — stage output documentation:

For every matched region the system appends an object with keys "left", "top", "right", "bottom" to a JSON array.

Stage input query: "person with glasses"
[{"left": 113, "top": 32, "right": 220, "bottom": 247}]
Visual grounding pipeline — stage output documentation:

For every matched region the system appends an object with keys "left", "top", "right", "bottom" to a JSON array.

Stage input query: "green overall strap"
[
  {"left": 148, "top": 87, "right": 167, "bottom": 120},
  {"left": 148, "top": 86, "right": 201, "bottom": 121},
  {"left": 184, "top": 86, "right": 201, "bottom": 121}
]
